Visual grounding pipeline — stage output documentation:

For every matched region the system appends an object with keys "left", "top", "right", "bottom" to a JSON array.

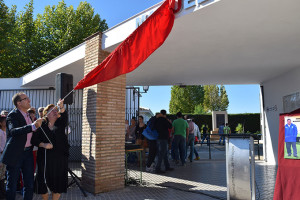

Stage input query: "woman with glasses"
[{"left": 31, "top": 99, "right": 69, "bottom": 200}]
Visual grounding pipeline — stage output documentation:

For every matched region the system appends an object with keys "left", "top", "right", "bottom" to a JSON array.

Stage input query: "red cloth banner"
[
  {"left": 74, "top": 0, "right": 176, "bottom": 90},
  {"left": 274, "top": 108, "right": 300, "bottom": 200}
]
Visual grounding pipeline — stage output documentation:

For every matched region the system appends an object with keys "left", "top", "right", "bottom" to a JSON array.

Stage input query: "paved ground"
[{"left": 16, "top": 142, "right": 277, "bottom": 200}]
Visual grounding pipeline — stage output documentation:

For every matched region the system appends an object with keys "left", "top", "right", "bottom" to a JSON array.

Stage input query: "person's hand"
[
  {"left": 57, "top": 99, "right": 65, "bottom": 113},
  {"left": 43, "top": 143, "right": 53, "bottom": 149},
  {"left": 57, "top": 99, "right": 64, "bottom": 109},
  {"left": 34, "top": 118, "right": 43, "bottom": 128}
]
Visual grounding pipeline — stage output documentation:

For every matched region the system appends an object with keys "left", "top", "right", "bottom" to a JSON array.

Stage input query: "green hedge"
[
  {"left": 166, "top": 113, "right": 260, "bottom": 133},
  {"left": 228, "top": 113, "right": 260, "bottom": 133}
]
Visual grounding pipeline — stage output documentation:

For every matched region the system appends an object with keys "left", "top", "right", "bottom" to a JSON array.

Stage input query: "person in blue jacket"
[{"left": 285, "top": 119, "right": 298, "bottom": 157}]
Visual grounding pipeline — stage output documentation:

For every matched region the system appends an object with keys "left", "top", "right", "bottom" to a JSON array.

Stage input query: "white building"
[{"left": 139, "top": 107, "right": 154, "bottom": 123}]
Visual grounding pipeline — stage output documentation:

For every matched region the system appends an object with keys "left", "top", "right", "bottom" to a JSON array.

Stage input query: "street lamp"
[{"left": 142, "top": 86, "right": 149, "bottom": 93}]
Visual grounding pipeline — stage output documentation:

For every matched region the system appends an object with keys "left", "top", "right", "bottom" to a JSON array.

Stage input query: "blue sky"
[
  {"left": 5, "top": 0, "right": 261, "bottom": 114},
  {"left": 140, "top": 85, "right": 260, "bottom": 114}
]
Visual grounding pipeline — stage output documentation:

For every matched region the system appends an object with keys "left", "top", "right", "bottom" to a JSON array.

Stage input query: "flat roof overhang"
[
  {"left": 18, "top": 0, "right": 300, "bottom": 88},
  {"left": 126, "top": 0, "right": 300, "bottom": 86}
]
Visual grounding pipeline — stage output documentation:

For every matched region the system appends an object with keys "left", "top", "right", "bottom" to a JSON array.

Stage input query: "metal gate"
[{"left": 125, "top": 87, "right": 140, "bottom": 120}]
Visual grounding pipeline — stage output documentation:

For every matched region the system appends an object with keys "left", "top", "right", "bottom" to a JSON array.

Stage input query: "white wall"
[
  {"left": 139, "top": 111, "right": 153, "bottom": 123},
  {"left": 262, "top": 66, "right": 300, "bottom": 164}
]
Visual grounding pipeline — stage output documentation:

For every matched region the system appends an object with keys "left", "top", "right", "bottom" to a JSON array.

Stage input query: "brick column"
[{"left": 81, "top": 32, "right": 126, "bottom": 194}]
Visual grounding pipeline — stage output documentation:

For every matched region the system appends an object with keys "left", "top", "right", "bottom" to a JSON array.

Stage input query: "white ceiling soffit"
[
  {"left": 20, "top": 0, "right": 300, "bottom": 88},
  {"left": 120, "top": 0, "right": 300, "bottom": 86},
  {"left": 21, "top": 43, "right": 85, "bottom": 88}
]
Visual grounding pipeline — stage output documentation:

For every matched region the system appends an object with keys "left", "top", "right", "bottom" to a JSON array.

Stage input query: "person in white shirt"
[{"left": 192, "top": 122, "right": 200, "bottom": 160}]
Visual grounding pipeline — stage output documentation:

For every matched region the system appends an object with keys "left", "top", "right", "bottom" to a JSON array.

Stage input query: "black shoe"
[
  {"left": 166, "top": 167, "right": 174, "bottom": 171},
  {"left": 155, "top": 169, "right": 166, "bottom": 174}
]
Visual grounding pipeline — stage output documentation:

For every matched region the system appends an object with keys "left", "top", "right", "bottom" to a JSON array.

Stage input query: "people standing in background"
[
  {"left": 145, "top": 114, "right": 159, "bottom": 172},
  {"left": 154, "top": 110, "right": 173, "bottom": 173},
  {"left": 192, "top": 121, "right": 200, "bottom": 160},
  {"left": 136, "top": 116, "right": 147, "bottom": 164},
  {"left": 218, "top": 123, "right": 225, "bottom": 145},
  {"left": 127, "top": 118, "right": 136, "bottom": 144},
  {"left": 223, "top": 123, "right": 231, "bottom": 135},
  {"left": 172, "top": 112, "right": 189, "bottom": 166},
  {"left": 0, "top": 115, "right": 7, "bottom": 198},
  {"left": 185, "top": 116, "right": 195, "bottom": 162},
  {"left": 201, "top": 124, "right": 209, "bottom": 146},
  {"left": 0, "top": 116, "right": 6, "bottom": 155},
  {"left": 27, "top": 108, "right": 36, "bottom": 122},
  {"left": 37, "top": 107, "right": 44, "bottom": 118},
  {"left": 135, "top": 116, "right": 146, "bottom": 147},
  {"left": 27, "top": 108, "right": 38, "bottom": 176}
]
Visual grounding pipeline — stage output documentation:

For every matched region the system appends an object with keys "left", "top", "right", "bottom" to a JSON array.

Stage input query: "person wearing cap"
[{"left": 0, "top": 92, "right": 43, "bottom": 200}]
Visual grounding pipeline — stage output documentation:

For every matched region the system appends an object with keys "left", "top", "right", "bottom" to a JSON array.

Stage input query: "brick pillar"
[{"left": 81, "top": 32, "right": 126, "bottom": 194}]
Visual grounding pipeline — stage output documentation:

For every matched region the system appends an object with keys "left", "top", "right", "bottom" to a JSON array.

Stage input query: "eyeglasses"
[{"left": 19, "top": 97, "right": 29, "bottom": 102}]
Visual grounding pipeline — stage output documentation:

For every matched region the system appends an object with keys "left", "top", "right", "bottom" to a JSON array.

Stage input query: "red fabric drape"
[
  {"left": 74, "top": 0, "right": 175, "bottom": 90},
  {"left": 274, "top": 108, "right": 300, "bottom": 200}
]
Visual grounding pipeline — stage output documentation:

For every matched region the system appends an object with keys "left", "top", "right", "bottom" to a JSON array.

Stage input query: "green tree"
[
  {"left": 203, "top": 85, "right": 219, "bottom": 112},
  {"left": 14, "top": 0, "right": 36, "bottom": 76},
  {"left": 194, "top": 104, "right": 206, "bottom": 114},
  {"left": 33, "top": 0, "right": 108, "bottom": 70},
  {"left": 0, "top": 0, "right": 108, "bottom": 78},
  {"left": 219, "top": 85, "right": 229, "bottom": 111},
  {"left": 169, "top": 85, "right": 204, "bottom": 114},
  {"left": 203, "top": 85, "right": 229, "bottom": 112},
  {"left": 0, "top": 0, "right": 18, "bottom": 77}
]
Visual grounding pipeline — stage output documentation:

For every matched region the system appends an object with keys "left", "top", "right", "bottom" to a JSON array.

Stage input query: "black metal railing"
[{"left": 125, "top": 87, "right": 140, "bottom": 120}]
